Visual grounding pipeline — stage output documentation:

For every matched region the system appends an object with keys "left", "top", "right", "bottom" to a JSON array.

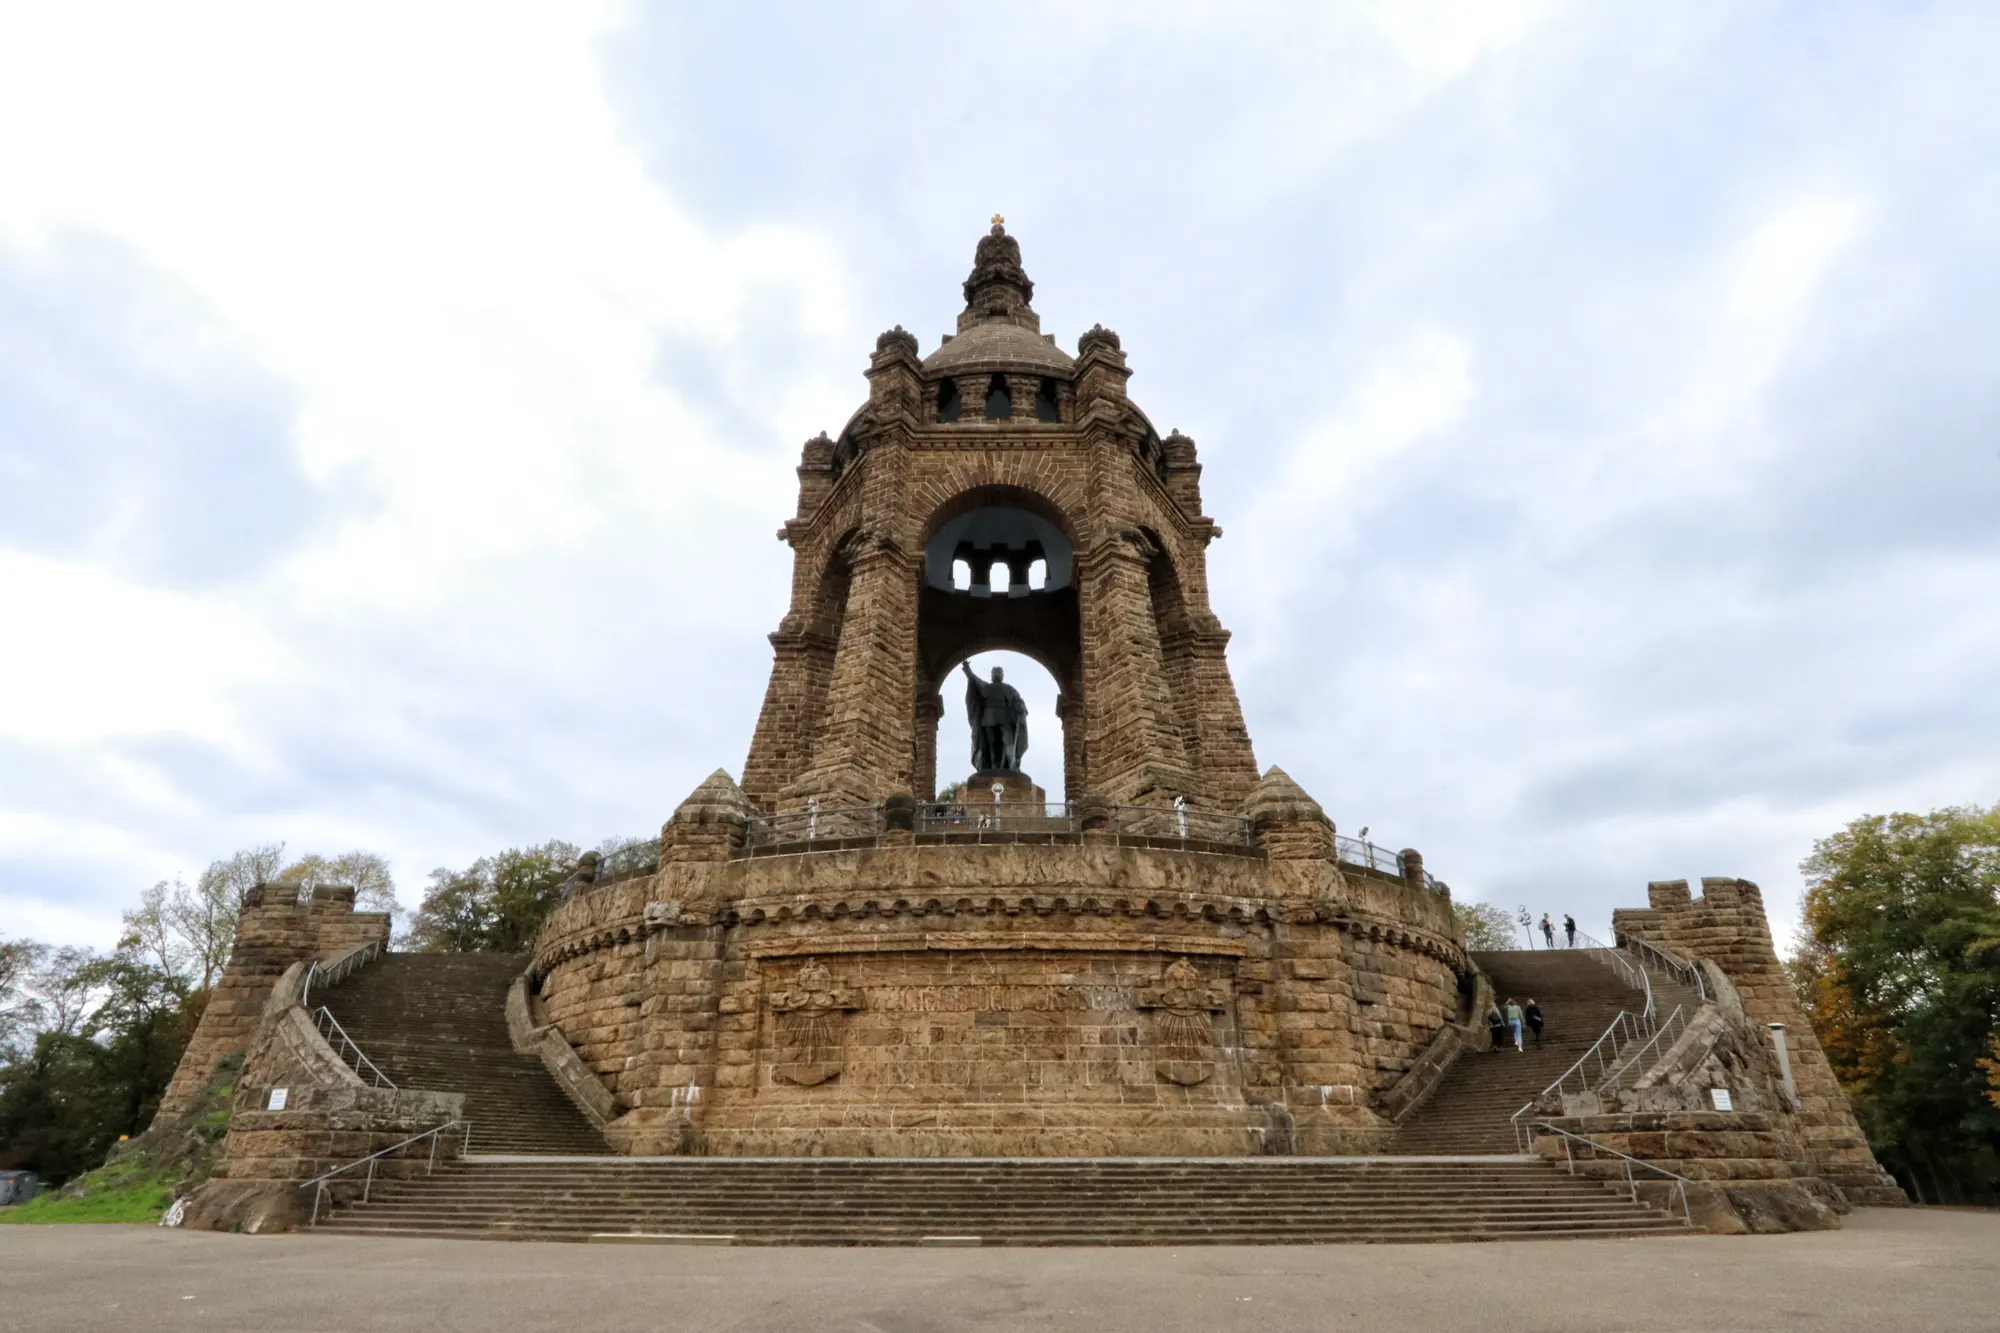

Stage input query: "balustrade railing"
[
  {"left": 298, "top": 1120, "right": 467, "bottom": 1226},
  {"left": 312, "top": 1005, "right": 396, "bottom": 1090}
]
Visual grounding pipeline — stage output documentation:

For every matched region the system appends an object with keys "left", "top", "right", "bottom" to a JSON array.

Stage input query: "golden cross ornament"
[{"left": 991, "top": 213, "right": 1005, "bottom": 226}]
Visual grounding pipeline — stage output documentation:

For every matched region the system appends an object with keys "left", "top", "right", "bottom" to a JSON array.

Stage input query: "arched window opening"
[
  {"left": 989, "top": 561, "right": 1011, "bottom": 596},
  {"left": 952, "top": 558, "right": 973, "bottom": 591},
  {"left": 985, "top": 374, "right": 1013, "bottom": 420},
  {"left": 1027, "top": 558, "right": 1047, "bottom": 590},
  {"left": 1035, "top": 378, "right": 1060, "bottom": 422},
  {"left": 937, "top": 377, "right": 961, "bottom": 422},
  {"left": 931, "top": 651, "right": 1067, "bottom": 804}
]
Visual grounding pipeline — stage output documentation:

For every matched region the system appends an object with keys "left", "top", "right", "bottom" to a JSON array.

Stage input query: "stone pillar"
[
  {"left": 741, "top": 620, "right": 838, "bottom": 809},
  {"left": 865, "top": 327, "right": 922, "bottom": 426},
  {"left": 1243, "top": 769, "right": 1376, "bottom": 1146},
  {"left": 788, "top": 537, "right": 918, "bottom": 807},
  {"left": 1400, "top": 849, "right": 1424, "bottom": 886},
  {"left": 1078, "top": 533, "right": 1195, "bottom": 804},
  {"left": 911, "top": 688, "right": 943, "bottom": 802},
  {"left": 608, "top": 773, "right": 747, "bottom": 1154}
]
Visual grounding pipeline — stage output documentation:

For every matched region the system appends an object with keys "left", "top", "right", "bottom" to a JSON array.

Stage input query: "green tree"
[
  {"left": 407, "top": 840, "right": 582, "bottom": 954},
  {"left": 278, "top": 850, "right": 400, "bottom": 917},
  {"left": 1452, "top": 901, "right": 1516, "bottom": 952},
  {"left": 0, "top": 947, "right": 200, "bottom": 1184},
  {"left": 1796, "top": 803, "right": 2000, "bottom": 1202}
]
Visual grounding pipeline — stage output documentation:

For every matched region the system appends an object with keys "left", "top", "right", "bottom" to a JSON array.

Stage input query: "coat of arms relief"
[
  {"left": 768, "top": 959, "right": 861, "bottom": 1087},
  {"left": 1137, "top": 956, "right": 1228, "bottom": 1086}
]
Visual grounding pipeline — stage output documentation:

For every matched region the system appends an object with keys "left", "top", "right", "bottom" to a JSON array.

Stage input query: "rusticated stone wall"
[
  {"left": 1613, "top": 878, "right": 1904, "bottom": 1204},
  {"left": 158, "top": 884, "right": 391, "bottom": 1117},
  {"left": 529, "top": 770, "right": 1469, "bottom": 1158}
]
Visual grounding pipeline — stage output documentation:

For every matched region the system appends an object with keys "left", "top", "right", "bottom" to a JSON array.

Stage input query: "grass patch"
[{"left": 0, "top": 1157, "right": 178, "bottom": 1225}]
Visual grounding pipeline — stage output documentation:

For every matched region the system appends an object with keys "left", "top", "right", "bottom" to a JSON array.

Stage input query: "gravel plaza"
[{"left": 2, "top": 1207, "right": 1995, "bottom": 1333}]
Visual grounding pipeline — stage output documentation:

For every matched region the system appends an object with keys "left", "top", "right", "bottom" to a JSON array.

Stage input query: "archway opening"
[{"left": 932, "top": 650, "right": 1065, "bottom": 805}]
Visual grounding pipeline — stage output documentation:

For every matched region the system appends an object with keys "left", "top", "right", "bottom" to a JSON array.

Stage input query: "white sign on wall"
[
  {"left": 1709, "top": 1087, "right": 1733, "bottom": 1112},
  {"left": 267, "top": 1087, "right": 290, "bottom": 1112}
]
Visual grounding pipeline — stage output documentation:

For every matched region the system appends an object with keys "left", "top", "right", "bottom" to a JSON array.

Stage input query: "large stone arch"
[{"left": 913, "top": 485, "right": 1083, "bottom": 801}]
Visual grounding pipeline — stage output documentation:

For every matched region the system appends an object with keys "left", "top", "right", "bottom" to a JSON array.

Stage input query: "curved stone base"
[{"left": 534, "top": 838, "right": 1468, "bottom": 1160}]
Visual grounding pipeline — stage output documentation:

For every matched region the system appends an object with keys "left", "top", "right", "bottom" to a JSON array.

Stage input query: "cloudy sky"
[{"left": 2, "top": 1, "right": 1995, "bottom": 952}]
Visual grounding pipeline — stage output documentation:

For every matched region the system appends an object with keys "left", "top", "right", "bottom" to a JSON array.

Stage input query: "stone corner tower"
[{"left": 740, "top": 220, "right": 1259, "bottom": 814}]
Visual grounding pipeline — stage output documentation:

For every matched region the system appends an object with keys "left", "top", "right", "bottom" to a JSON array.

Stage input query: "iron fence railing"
[
  {"left": 298, "top": 1120, "right": 468, "bottom": 1226},
  {"left": 595, "top": 838, "right": 661, "bottom": 884},
  {"left": 311, "top": 1005, "right": 396, "bottom": 1090},
  {"left": 1333, "top": 834, "right": 1404, "bottom": 878},
  {"left": 739, "top": 801, "right": 1258, "bottom": 850},
  {"left": 732, "top": 802, "right": 1454, "bottom": 886}
]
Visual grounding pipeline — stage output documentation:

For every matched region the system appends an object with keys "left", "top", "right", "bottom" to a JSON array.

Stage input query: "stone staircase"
[
  {"left": 311, "top": 1156, "right": 1695, "bottom": 1244},
  {"left": 1388, "top": 948, "right": 1700, "bottom": 1155},
  {"left": 317, "top": 952, "right": 607, "bottom": 1156}
]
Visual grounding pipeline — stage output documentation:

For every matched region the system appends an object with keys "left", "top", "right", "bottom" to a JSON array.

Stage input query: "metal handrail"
[
  {"left": 1573, "top": 936, "right": 1654, "bottom": 1019},
  {"left": 1509, "top": 1009, "right": 1652, "bottom": 1147},
  {"left": 1601, "top": 1004, "right": 1691, "bottom": 1088},
  {"left": 297, "top": 1120, "right": 468, "bottom": 1226},
  {"left": 299, "top": 938, "right": 380, "bottom": 1011},
  {"left": 311, "top": 1005, "right": 396, "bottom": 1089},
  {"left": 1620, "top": 935, "right": 1708, "bottom": 1003},
  {"left": 1525, "top": 1120, "right": 1694, "bottom": 1227},
  {"left": 595, "top": 838, "right": 661, "bottom": 884}
]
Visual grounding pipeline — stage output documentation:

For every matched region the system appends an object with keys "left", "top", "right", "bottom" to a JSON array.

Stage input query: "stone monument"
[{"left": 530, "top": 220, "right": 1470, "bottom": 1156}]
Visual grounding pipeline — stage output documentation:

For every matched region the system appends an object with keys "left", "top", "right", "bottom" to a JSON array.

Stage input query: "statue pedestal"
[{"left": 968, "top": 770, "right": 1046, "bottom": 807}]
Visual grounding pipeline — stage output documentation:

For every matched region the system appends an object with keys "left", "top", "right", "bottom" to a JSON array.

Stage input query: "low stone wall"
[
  {"left": 173, "top": 1084, "right": 463, "bottom": 1233},
  {"left": 1532, "top": 1110, "right": 1847, "bottom": 1234},
  {"left": 216, "top": 1084, "right": 465, "bottom": 1187},
  {"left": 504, "top": 969, "right": 619, "bottom": 1132}
]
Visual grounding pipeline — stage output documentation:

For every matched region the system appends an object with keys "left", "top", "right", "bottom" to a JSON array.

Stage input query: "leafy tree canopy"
[
  {"left": 1793, "top": 803, "right": 2000, "bottom": 1200},
  {"left": 1453, "top": 900, "right": 1517, "bottom": 952},
  {"left": 407, "top": 840, "right": 583, "bottom": 955}
]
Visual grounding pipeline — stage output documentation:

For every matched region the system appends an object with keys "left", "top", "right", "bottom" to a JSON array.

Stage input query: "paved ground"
[{"left": 1, "top": 1208, "right": 1994, "bottom": 1332}]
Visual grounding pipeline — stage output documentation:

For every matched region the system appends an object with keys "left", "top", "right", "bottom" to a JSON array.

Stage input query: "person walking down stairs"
[
  {"left": 1504, "top": 998, "right": 1525, "bottom": 1052},
  {"left": 1525, "top": 998, "right": 1545, "bottom": 1047}
]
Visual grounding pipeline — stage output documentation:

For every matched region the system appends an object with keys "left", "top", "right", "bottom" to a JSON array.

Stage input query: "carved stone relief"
[
  {"left": 768, "top": 959, "right": 861, "bottom": 1087},
  {"left": 1137, "top": 957, "right": 1226, "bottom": 1086}
]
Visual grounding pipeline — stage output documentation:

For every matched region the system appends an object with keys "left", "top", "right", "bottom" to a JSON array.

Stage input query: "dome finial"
[{"left": 963, "top": 218, "right": 1034, "bottom": 320}]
